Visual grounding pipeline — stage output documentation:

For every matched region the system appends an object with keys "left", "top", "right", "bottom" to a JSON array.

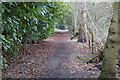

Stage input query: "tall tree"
[
  {"left": 77, "top": 2, "right": 87, "bottom": 43},
  {"left": 99, "top": 2, "right": 120, "bottom": 78}
]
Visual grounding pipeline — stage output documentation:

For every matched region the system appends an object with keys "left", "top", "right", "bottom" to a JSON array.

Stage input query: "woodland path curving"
[{"left": 2, "top": 30, "right": 100, "bottom": 78}]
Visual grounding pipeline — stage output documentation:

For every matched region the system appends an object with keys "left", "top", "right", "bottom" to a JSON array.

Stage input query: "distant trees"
[
  {"left": 68, "top": 2, "right": 87, "bottom": 43},
  {"left": 68, "top": 2, "right": 119, "bottom": 78}
]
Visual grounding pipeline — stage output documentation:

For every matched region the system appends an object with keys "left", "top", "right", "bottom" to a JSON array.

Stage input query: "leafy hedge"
[{"left": 2, "top": 2, "right": 68, "bottom": 57}]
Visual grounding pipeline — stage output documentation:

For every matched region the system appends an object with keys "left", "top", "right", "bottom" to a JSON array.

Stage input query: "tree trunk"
[
  {"left": 77, "top": 24, "right": 86, "bottom": 42},
  {"left": 72, "top": 26, "right": 75, "bottom": 35},
  {"left": 0, "top": 2, "right": 2, "bottom": 79},
  {"left": 74, "top": 10, "right": 78, "bottom": 35},
  {"left": 99, "top": 2, "right": 120, "bottom": 78},
  {"left": 118, "top": 45, "right": 120, "bottom": 71},
  {"left": 77, "top": 3, "right": 87, "bottom": 43}
]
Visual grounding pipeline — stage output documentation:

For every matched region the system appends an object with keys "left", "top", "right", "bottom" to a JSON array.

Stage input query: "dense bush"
[{"left": 2, "top": 2, "right": 68, "bottom": 57}]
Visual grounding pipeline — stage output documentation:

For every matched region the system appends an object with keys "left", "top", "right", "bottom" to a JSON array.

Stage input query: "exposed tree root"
[{"left": 87, "top": 51, "right": 103, "bottom": 64}]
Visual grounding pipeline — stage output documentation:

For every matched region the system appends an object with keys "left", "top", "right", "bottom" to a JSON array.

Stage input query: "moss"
[
  {"left": 70, "top": 53, "right": 92, "bottom": 61},
  {"left": 99, "top": 2, "right": 119, "bottom": 78}
]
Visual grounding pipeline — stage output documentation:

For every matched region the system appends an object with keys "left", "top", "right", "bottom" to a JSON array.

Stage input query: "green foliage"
[{"left": 2, "top": 2, "right": 68, "bottom": 57}]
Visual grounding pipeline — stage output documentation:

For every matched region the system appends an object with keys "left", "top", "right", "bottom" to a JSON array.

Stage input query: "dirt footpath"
[{"left": 2, "top": 31, "right": 100, "bottom": 78}]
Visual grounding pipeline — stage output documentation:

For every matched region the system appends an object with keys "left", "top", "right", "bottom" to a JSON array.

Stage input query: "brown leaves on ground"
[
  {"left": 2, "top": 31, "right": 101, "bottom": 78},
  {"left": 2, "top": 40, "right": 55, "bottom": 78}
]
